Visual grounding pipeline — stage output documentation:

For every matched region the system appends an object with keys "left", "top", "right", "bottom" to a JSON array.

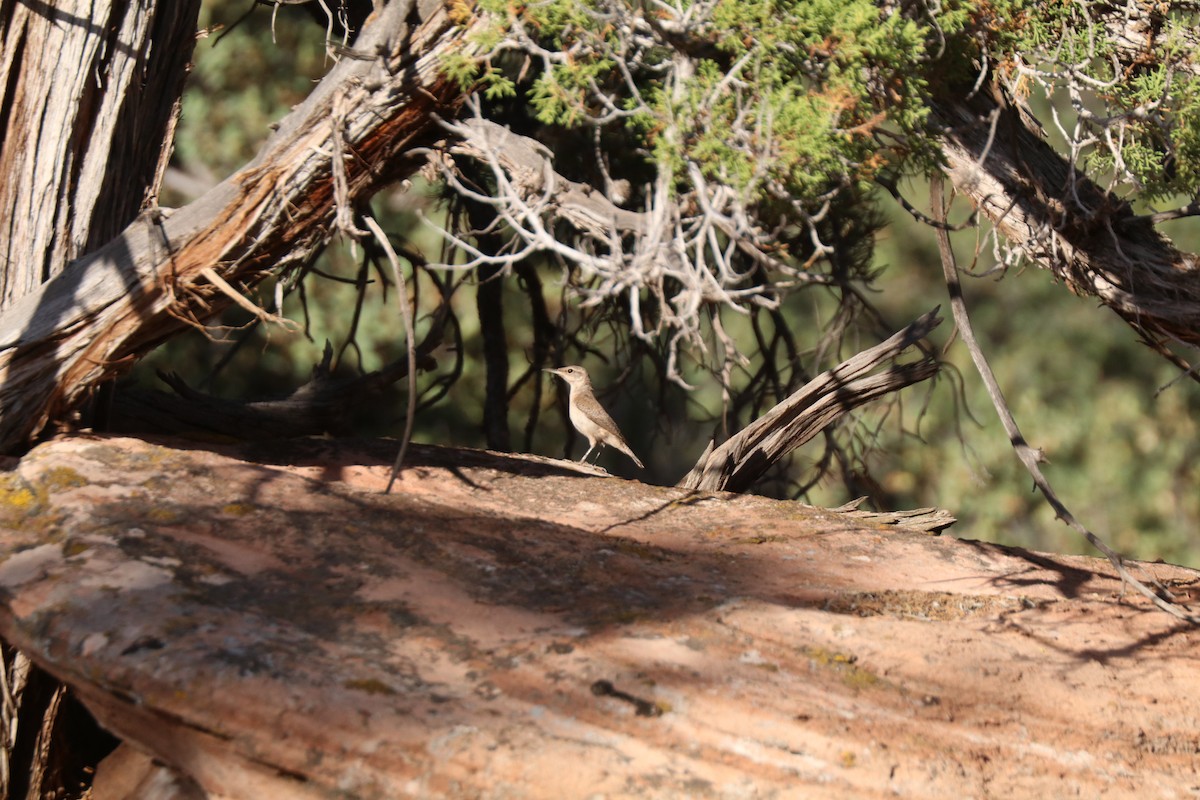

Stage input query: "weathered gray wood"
[
  {"left": 0, "top": 0, "right": 468, "bottom": 451},
  {"left": 447, "top": 118, "right": 650, "bottom": 238},
  {"left": 0, "top": 6, "right": 202, "bottom": 796},
  {"left": 677, "top": 309, "right": 942, "bottom": 493},
  {"left": 936, "top": 91, "right": 1200, "bottom": 351},
  {"left": 0, "top": 2, "right": 201, "bottom": 308}
]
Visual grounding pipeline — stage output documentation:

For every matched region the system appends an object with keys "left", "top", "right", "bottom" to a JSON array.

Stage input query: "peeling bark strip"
[
  {"left": 678, "top": 309, "right": 942, "bottom": 493},
  {"left": 936, "top": 93, "right": 1200, "bottom": 352},
  {"left": 0, "top": 1, "right": 468, "bottom": 451},
  {"left": 0, "top": 2, "right": 201, "bottom": 307}
]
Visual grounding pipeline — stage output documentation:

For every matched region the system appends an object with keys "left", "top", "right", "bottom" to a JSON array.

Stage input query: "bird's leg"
[{"left": 580, "top": 442, "right": 597, "bottom": 463}]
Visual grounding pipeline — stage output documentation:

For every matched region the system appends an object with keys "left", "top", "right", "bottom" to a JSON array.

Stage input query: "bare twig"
[
  {"left": 198, "top": 267, "right": 298, "bottom": 330},
  {"left": 1129, "top": 202, "right": 1200, "bottom": 226},
  {"left": 930, "top": 174, "right": 1197, "bottom": 624},
  {"left": 876, "top": 175, "right": 976, "bottom": 231},
  {"left": 363, "top": 215, "right": 418, "bottom": 494},
  {"left": 425, "top": 106, "right": 830, "bottom": 389}
]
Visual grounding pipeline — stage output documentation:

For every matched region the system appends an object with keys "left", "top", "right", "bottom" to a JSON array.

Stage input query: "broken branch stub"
[{"left": 678, "top": 308, "right": 943, "bottom": 494}]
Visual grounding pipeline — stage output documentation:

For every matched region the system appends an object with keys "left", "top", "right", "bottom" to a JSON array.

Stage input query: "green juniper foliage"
[
  {"left": 453, "top": 0, "right": 970, "bottom": 208},
  {"left": 450, "top": 1, "right": 1200, "bottom": 206}
]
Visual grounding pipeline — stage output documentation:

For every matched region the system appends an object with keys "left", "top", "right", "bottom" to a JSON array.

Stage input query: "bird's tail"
[{"left": 616, "top": 442, "right": 645, "bottom": 469}]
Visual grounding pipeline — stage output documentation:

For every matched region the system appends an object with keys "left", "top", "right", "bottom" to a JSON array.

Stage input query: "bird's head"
[{"left": 544, "top": 365, "right": 592, "bottom": 388}]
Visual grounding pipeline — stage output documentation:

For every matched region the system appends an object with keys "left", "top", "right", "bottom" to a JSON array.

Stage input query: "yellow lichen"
[
  {"left": 62, "top": 540, "right": 91, "bottom": 557},
  {"left": 742, "top": 534, "right": 788, "bottom": 544},
  {"left": 804, "top": 646, "right": 856, "bottom": 666},
  {"left": 803, "top": 646, "right": 881, "bottom": 690},
  {"left": 145, "top": 507, "right": 183, "bottom": 524},
  {"left": 38, "top": 467, "right": 87, "bottom": 493},
  {"left": 0, "top": 475, "right": 40, "bottom": 514},
  {"left": 613, "top": 540, "right": 665, "bottom": 561}
]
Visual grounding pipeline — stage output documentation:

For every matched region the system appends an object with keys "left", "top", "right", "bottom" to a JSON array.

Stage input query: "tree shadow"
[{"left": 958, "top": 538, "right": 1106, "bottom": 600}]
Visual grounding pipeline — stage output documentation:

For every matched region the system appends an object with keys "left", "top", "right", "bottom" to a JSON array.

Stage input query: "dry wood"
[
  {"left": 930, "top": 174, "right": 1198, "bottom": 624},
  {"left": 0, "top": 0, "right": 469, "bottom": 451},
  {"left": 362, "top": 214, "right": 420, "bottom": 492},
  {"left": 0, "top": 2, "right": 200, "bottom": 308},
  {"left": 936, "top": 91, "right": 1200, "bottom": 355},
  {"left": 831, "top": 497, "right": 956, "bottom": 535},
  {"left": 678, "top": 309, "right": 942, "bottom": 493},
  {"left": 110, "top": 299, "right": 449, "bottom": 441},
  {"left": 445, "top": 118, "right": 650, "bottom": 239},
  {"left": 0, "top": 5, "right": 205, "bottom": 795}
]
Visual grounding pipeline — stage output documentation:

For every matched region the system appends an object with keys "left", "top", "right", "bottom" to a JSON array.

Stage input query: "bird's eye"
[{"left": 566, "top": 368, "right": 574, "bottom": 374}]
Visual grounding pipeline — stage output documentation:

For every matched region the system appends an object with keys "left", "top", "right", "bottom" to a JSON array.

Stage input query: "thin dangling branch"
[{"left": 930, "top": 173, "right": 1197, "bottom": 624}]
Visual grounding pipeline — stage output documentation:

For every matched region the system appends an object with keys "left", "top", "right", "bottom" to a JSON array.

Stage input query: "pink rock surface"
[{"left": 0, "top": 435, "right": 1197, "bottom": 798}]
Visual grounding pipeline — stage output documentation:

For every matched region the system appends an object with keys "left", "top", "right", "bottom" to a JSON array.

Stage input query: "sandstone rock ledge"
[{"left": 0, "top": 435, "right": 1197, "bottom": 799}]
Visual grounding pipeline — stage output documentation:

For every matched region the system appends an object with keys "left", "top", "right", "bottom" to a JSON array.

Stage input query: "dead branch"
[
  {"left": 930, "top": 174, "right": 1198, "bottom": 624},
  {"left": 429, "top": 112, "right": 833, "bottom": 388},
  {"left": 832, "top": 497, "right": 956, "bottom": 535},
  {"left": 112, "top": 297, "right": 449, "bottom": 441},
  {"left": 362, "top": 215, "right": 419, "bottom": 493},
  {"left": 678, "top": 308, "right": 942, "bottom": 493},
  {"left": 935, "top": 90, "right": 1200, "bottom": 357}
]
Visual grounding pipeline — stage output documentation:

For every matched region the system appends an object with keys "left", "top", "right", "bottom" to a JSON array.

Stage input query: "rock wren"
[{"left": 544, "top": 366, "right": 644, "bottom": 469}]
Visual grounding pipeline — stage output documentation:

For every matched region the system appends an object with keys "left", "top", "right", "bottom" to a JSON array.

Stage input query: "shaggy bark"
[
  {"left": 0, "top": 0, "right": 467, "bottom": 452},
  {"left": 0, "top": 4, "right": 202, "bottom": 798},
  {"left": 936, "top": 92, "right": 1200, "bottom": 357},
  {"left": 0, "top": 2, "right": 200, "bottom": 308}
]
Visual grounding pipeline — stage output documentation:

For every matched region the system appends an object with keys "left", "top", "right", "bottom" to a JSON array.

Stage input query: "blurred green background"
[{"left": 140, "top": 1, "right": 1200, "bottom": 567}]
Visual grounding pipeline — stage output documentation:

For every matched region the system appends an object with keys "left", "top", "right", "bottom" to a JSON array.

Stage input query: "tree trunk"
[
  {"left": 0, "top": 4, "right": 202, "bottom": 797},
  {"left": 0, "top": 0, "right": 468, "bottom": 452},
  {"left": 0, "top": 1, "right": 200, "bottom": 309}
]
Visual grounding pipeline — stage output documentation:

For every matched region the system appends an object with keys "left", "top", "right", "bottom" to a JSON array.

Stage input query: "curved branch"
[
  {"left": 935, "top": 90, "right": 1200, "bottom": 356},
  {"left": 0, "top": 0, "right": 469, "bottom": 451},
  {"left": 930, "top": 173, "right": 1197, "bottom": 624},
  {"left": 678, "top": 308, "right": 942, "bottom": 493}
]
